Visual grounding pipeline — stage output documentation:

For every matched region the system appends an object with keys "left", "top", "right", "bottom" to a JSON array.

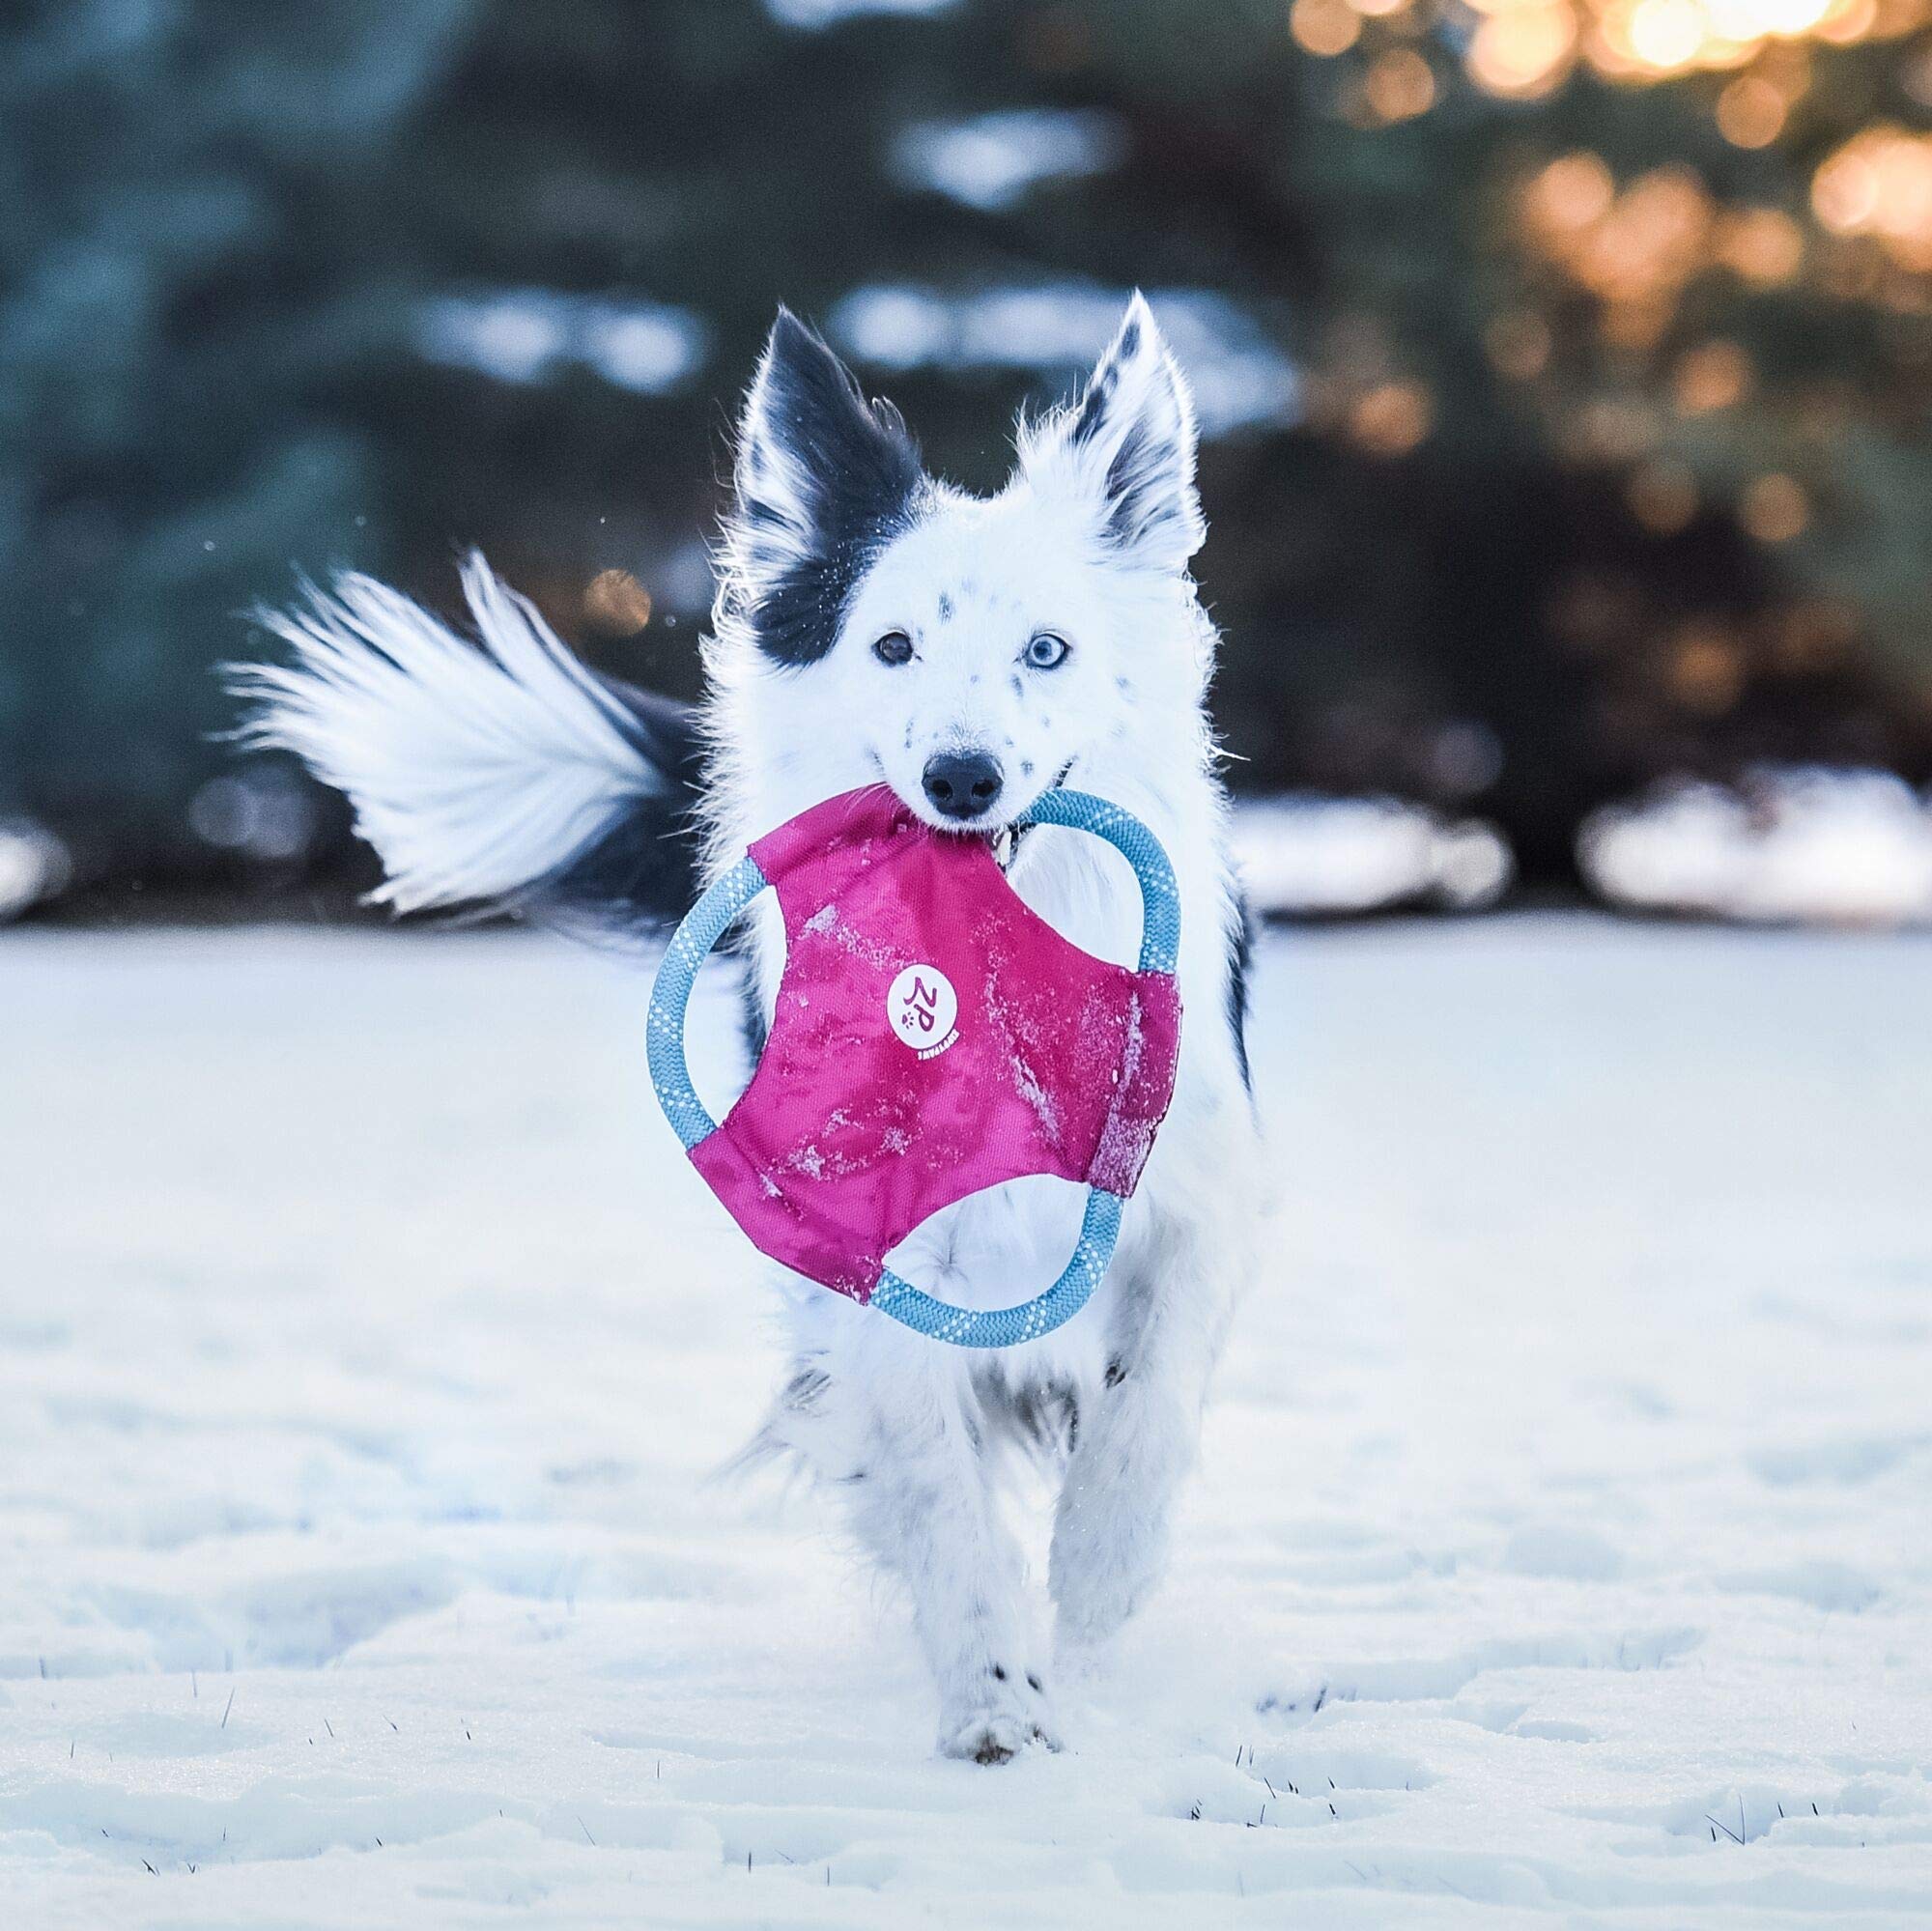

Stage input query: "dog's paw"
[{"left": 937, "top": 1665, "right": 1063, "bottom": 1764}]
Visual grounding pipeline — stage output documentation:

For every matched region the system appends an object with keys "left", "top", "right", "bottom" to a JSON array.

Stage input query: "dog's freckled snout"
[{"left": 922, "top": 751, "right": 1003, "bottom": 821}]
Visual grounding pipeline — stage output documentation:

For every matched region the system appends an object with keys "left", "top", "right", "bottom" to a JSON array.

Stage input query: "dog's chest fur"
[{"left": 701, "top": 655, "right": 1254, "bottom": 1396}]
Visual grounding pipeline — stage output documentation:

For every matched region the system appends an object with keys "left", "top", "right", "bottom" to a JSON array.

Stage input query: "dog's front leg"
[
  {"left": 1049, "top": 1206, "right": 1235, "bottom": 1651},
  {"left": 782, "top": 1318, "right": 1060, "bottom": 1762}
]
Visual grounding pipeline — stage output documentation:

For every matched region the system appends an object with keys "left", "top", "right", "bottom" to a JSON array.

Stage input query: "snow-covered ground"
[{"left": 3, "top": 921, "right": 1929, "bottom": 1928}]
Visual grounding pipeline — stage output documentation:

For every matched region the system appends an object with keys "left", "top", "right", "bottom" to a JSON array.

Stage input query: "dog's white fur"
[
  {"left": 236, "top": 556, "right": 666, "bottom": 914},
  {"left": 242, "top": 295, "right": 1264, "bottom": 1764}
]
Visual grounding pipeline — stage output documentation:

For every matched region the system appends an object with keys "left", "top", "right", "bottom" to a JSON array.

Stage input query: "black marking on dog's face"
[
  {"left": 732, "top": 310, "right": 926, "bottom": 667},
  {"left": 936, "top": 591, "right": 954, "bottom": 621}
]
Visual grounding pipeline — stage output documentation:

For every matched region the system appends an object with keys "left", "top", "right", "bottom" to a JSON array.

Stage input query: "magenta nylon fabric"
[{"left": 688, "top": 785, "right": 1180, "bottom": 1301}]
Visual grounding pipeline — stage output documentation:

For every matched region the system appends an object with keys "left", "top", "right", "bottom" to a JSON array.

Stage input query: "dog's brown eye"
[
  {"left": 1025, "top": 632, "right": 1069, "bottom": 670},
  {"left": 873, "top": 630, "right": 914, "bottom": 667}
]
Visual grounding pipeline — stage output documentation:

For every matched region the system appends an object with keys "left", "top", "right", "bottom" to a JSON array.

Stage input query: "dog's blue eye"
[
  {"left": 873, "top": 631, "right": 914, "bottom": 667},
  {"left": 1025, "top": 633, "right": 1069, "bottom": 670}
]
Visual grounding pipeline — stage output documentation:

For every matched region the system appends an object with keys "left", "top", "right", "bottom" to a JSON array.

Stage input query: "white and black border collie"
[{"left": 241, "top": 295, "right": 1266, "bottom": 1763}]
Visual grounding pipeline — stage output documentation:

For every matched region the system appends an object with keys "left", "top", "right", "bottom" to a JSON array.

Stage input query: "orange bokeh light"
[
  {"left": 1453, "top": 0, "right": 1928, "bottom": 95},
  {"left": 1740, "top": 471, "right": 1810, "bottom": 541},
  {"left": 1674, "top": 339, "right": 1754, "bottom": 412},
  {"left": 1292, "top": 0, "right": 1363, "bottom": 56},
  {"left": 1350, "top": 381, "right": 1436, "bottom": 454},
  {"left": 1364, "top": 46, "right": 1438, "bottom": 119},
  {"left": 1813, "top": 126, "right": 1932, "bottom": 267},
  {"left": 1469, "top": 1, "right": 1580, "bottom": 94},
  {"left": 1716, "top": 74, "right": 1787, "bottom": 145}
]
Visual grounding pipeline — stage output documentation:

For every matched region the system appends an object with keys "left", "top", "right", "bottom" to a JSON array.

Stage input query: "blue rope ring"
[{"left": 647, "top": 789, "right": 1179, "bottom": 1348}]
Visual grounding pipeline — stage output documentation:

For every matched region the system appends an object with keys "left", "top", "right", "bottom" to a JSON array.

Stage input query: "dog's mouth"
[
  {"left": 993, "top": 762, "right": 1075, "bottom": 871},
  {"left": 868, "top": 754, "right": 1073, "bottom": 858}
]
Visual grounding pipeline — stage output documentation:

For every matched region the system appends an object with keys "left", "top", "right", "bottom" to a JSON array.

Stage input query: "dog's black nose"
[{"left": 922, "top": 751, "right": 1004, "bottom": 822}]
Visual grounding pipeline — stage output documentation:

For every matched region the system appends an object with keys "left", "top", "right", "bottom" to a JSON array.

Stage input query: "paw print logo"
[{"left": 887, "top": 964, "right": 959, "bottom": 1059}]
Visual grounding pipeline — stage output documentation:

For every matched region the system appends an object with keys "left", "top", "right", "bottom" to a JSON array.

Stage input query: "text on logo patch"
[{"left": 887, "top": 964, "right": 959, "bottom": 1059}]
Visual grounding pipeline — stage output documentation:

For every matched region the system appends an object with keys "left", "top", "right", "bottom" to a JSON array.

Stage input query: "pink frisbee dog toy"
[{"left": 646, "top": 784, "right": 1181, "bottom": 1346}]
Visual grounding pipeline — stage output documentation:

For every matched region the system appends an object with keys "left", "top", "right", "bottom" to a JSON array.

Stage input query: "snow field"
[{"left": 2, "top": 921, "right": 1928, "bottom": 1926}]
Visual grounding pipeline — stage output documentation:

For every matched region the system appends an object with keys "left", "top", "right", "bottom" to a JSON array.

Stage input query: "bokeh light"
[
  {"left": 582, "top": 567, "right": 655, "bottom": 636},
  {"left": 1717, "top": 207, "right": 1805, "bottom": 283},
  {"left": 1350, "top": 380, "right": 1436, "bottom": 454},
  {"left": 1668, "top": 622, "right": 1747, "bottom": 712},
  {"left": 1715, "top": 74, "right": 1788, "bottom": 145},
  {"left": 1468, "top": 1, "right": 1581, "bottom": 96},
  {"left": 1673, "top": 339, "right": 1753, "bottom": 412},
  {"left": 1363, "top": 46, "right": 1439, "bottom": 120},
  {"left": 1812, "top": 126, "right": 1932, "bottom": 269},
  {"left": 1292, "top": 0, "right": 1365, "bottom": 54},
  {"left": 1481, "top": 0, "right": 1926, "bottom": 87},
  {"left": 1519, "top": 158, "right": 1721, "bottom": 350},
  {"left": 1740, "top": 470, "right": 1811, "bottom": 541}
]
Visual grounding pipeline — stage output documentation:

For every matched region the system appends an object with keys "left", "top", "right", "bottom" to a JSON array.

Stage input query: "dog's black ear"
[
  {"left": 723, "top": 310, "right": 925, "bottom": 665},
  {"left": 1021, "top": 293, "right": 1205, "bottom": 573}
]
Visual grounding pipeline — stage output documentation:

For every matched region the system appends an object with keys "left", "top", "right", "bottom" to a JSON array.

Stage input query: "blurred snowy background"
[{"left": 6, "top": 0, "right": 1932, "bottom": 925}]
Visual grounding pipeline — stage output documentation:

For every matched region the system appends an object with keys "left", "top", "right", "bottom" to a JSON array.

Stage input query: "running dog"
[{"left": 239, "top": 294, "right": 1264, "bottom": 1764}]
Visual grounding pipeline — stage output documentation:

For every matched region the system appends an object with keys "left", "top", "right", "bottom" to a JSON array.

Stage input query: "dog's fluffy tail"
[{"left": 231, "top": 553, "right": 698, "bottom": 930}]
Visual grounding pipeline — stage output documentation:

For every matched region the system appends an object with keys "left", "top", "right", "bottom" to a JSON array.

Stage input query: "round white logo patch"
[{"left": 887, "top": 964, "right": 959, "bottom": 1059}]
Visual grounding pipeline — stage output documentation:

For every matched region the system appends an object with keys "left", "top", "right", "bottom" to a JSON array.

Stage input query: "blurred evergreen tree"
[
  {"left": 3, "top": 0, "right": 1926, "bottom": 901},
  {"left": 1, "top": 0, "right": 480, "bottom": 884}
]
